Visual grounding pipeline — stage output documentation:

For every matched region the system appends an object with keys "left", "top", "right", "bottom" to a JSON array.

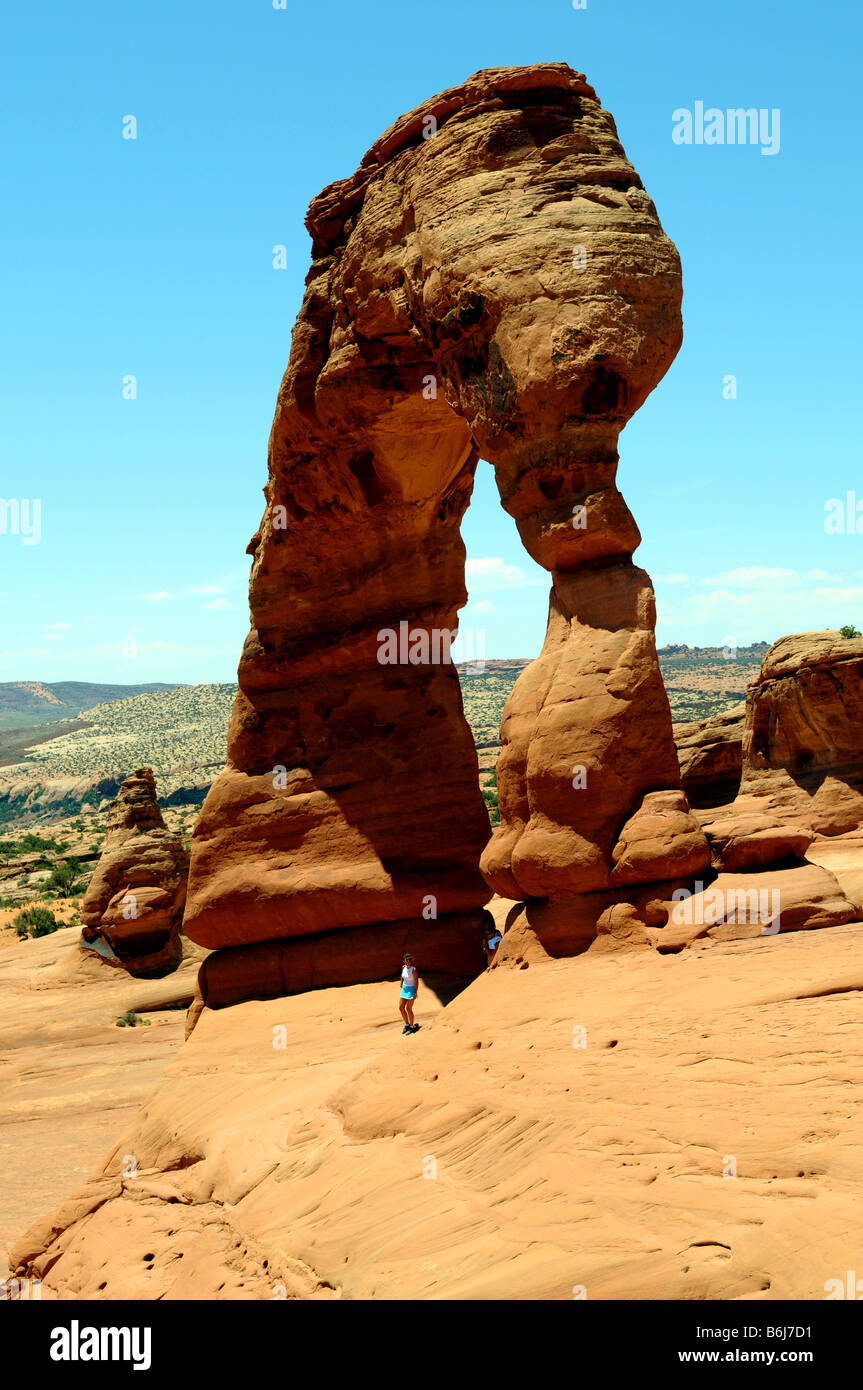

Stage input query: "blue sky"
[{"left": 2, "top": 0, "right": 861, "bottom": 683}]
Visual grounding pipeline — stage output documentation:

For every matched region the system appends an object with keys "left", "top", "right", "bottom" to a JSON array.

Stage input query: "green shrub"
[
  {"left": 116, "top": 1011, "right": 151, "bottom": 1028},
  {"left": 0, "top": 833, "right": 62, "bottom": 861},
  {"left": 14, "top": 906, "right": 60, "bottom": 938},
  {"left": 48, "top": 858, "right": 83, "bottom": 897},
  {"left": 481, "top": 785, "right": 500, "bottom": 827},
  {"left": 20, "top": 833, "right": 62, "bottom": 853},
  {"left": 840, "top": 625, "right": 861, "bottom": 639}
]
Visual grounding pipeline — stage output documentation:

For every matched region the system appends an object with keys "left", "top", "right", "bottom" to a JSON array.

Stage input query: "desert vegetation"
[
  {"left": 481, "top": 768, "right": 500, "bottom": 826},
  {"left": 0, "top": 650, "right": 767, "bottom": 814},
  {"left": 13, "top": 906, "right": 62, "bottom": 939},
  {"left": 657, "top": 644, "right": 765, "bottom": 722},
  {"left": 8, "top": 684, "right": 235, "bottom": 781}
]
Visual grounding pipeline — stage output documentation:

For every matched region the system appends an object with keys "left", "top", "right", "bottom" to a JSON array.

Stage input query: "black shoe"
[
  {"left": 402, "top": 1024, "right": 411, "bottom": 1034},
  {"left": 410, "top": 1024, "right": 420, "bottom": 1033}
]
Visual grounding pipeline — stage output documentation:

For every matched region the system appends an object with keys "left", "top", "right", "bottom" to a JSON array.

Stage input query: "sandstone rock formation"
[
  {"left": 674, "top": 703, "right": 745, "bottom": 808},
  {"left": 741, "top": 631, "right": 863, "bottom": 832},
  {"left": 183, "top": 62, "right": 709, "bottom": 985},
  {"left": 696, "top": 633, "right": 863, "bottom": 871},
  {"left": 79, "top": 770, "right": 188, "bottom": 978},
  {"left": 486, "top": 855, "right": 859, "bottom": 960}
]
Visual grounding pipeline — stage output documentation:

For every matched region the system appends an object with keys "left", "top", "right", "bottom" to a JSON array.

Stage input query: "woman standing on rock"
[{"left": 399, "top": 954, "right": 419, "bottom": 1034}]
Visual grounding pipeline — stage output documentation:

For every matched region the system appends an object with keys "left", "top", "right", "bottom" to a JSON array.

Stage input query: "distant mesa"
[
  {"left": 0, "top": 680, "right": 181, "bottom": 731},
  {"left": 79, "top": 768, "right": 189, "bottom": 978},
  {"left": 456, "top": 658, "right": 531, "bottom": 674},
  {"left": 659, "top": 640, "right": 769, "bottom": 657},
  {"left": 0, "top": 684, "right": 231, "bottom": 824}
]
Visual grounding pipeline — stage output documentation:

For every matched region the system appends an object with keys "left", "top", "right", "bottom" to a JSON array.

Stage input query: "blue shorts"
[{"left": 400, "top": 985, "right": 416, "bottom": 999}]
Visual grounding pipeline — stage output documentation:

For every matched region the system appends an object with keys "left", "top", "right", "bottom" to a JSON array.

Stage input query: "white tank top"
[{"left": 402, "top": 965, "right": 416, "bottom": 984}]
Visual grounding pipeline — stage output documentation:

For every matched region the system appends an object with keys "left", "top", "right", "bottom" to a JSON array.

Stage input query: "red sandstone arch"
[{"left": 183, "top": 63, "right": 710, "bottom": 983}]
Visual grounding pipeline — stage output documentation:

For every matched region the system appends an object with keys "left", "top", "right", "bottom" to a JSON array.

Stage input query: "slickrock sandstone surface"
[
  {"left": 13, "top": 900, "right": 863, "bottom": 1301},
  {"left": 184, "top": 62, "right": 708, "bottom": 984},
  {"left": 0, "top": 923, "right": 203, "bottom": 1283},
  {"left": 80, "top": 770, "right": 189, "bottom": 978}
]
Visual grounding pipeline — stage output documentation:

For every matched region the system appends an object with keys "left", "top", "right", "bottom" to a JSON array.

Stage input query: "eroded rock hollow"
[{"left": 183, "top": 62, "right": 709, "bottom": 981}]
